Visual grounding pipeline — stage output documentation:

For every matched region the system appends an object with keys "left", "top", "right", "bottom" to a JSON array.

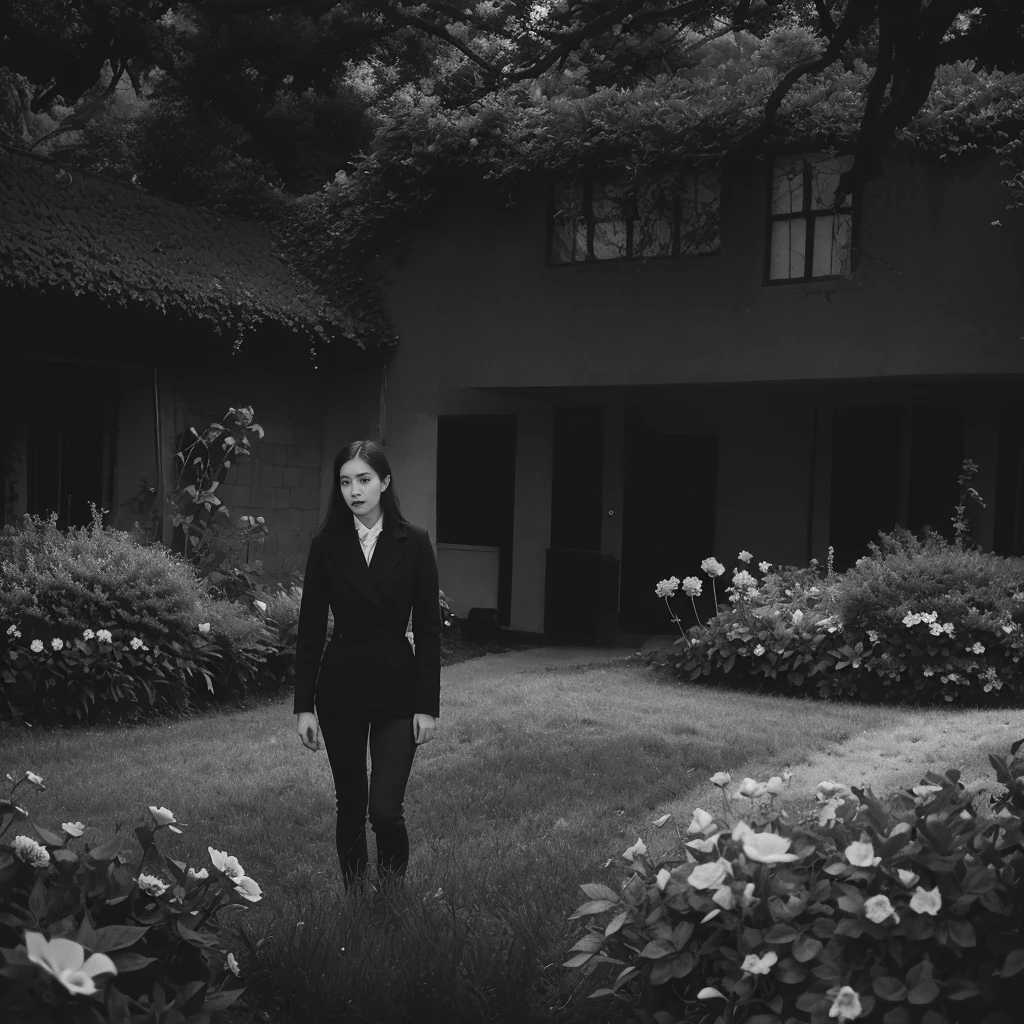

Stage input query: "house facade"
[{"left": 317, "top": 150, "right": 1024, "bottom": 643}]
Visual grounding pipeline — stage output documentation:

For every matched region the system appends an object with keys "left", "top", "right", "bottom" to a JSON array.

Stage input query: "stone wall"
[{"left": 167, "top": 368, "right": 324, "bottom": 587}]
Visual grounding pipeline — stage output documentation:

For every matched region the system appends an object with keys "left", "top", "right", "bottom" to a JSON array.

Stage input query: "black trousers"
[{"left": 317, "top": 714, "right": 418, "bottom": 891}]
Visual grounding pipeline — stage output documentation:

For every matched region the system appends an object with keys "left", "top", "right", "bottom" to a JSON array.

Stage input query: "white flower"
[
  {"left": 737, "top": 550, "right": 753, "bottom": 563},
  {"left": 758, "top": 561, "right": 771, "bottom": 573},
  {"left": 209, "top": 847, "right": 246, "bottom": 879},
  {"left": 5, "top": 623, "right": 18, "bottom": 636},
  {"left": 82, "top": 628, "right": 95, "bottom": 640},
  {"left": 685, "top": 835, "right": 721, "bottom": 853},
  {"left": 62, "top": 822, "right": 85, "bottom": 837},
  {"left": 24, "top": 932, "right": 117, "bottom": 997},
  {"left": 96, "top": 629, "right": 113, "bottom": 643},
  {"left": 743, "top": 832, "right": 799, "bottom": 864},
  {"left": 829, "top": 985, "right": 863, "bottom": 1022},
  {"left": 817, "top": 797, "right": 841, "bottom": 827},
  {"left": 752, "top": 644, "right": 766, "bottom": 656},
  {"left": 187, "top": 867, "right": 210, "bottom": 884},
  {"left": 709, "top": 772, "right": 731, "bottom": 788},
  {"left": 198, "top": 623, "right": 211, "bottom": 634},
  {"left": 912, "top": 785, "right": 942, "bottom": 797},
  {"left": 969, "top": 642, "right": 985, "bottom": 654},
  {"left": 137, "top": 873, "right": 169, "bottom": 897},
  {"left": 655, "top": 868, "right": 672, "bottom": 891},
  {"left": 687, "top": 808, "right": 715, "bottom": 834},
  {"left": 687, "top": 858, "right": 733, "bottom": 890},
  {"left": 681, "top": 576, "right": 702, "bottom": 597},
  {"left": 226, "top": 952, "right": 241, "bottom": 977},
  {"left": 712, "top": 884, "right": 736, "bottom": 909},
  {"left": 655, "top": 577, "right": 680, "bottom": 599},
  {"left": 765, "top": 776, "right": 785, "bottom": 795},
  {"left": 845, "top": 840, "right": 881, "bottom": 868},
  {"left": 740, "top": 882, "right": 757, "bottom": 909},
  {"left": 791, "top": 609, "right": 804, "bottom": 625},
  {"left": 25, "top": 771, "right": 44, "bottom": 786},
  {"left": 731, "top": 820, "right": 756, "bottom": 843},
  {"left": 736, "top": 778, "right": 767, "bottom": 799},
  {"left": 49, "top": 638, "right": 64, "bottom": 651},
  {"left": 700, "top": 557, "right": 726, "bottom": 577},
  {"left": 732, "top": 569, "right": 757, "bottom": 589},
  {"left": 896, "top": 868, "right": 919, "bottom": 888},
  {"left": 253, "top": 600, "right": 267, "bottom": 613},
  {"left": 149, "top": 806, "right": 183, "bottom": 833},
  {"left": 909, "top": 886, "right": 942, "bottom": 915},
  {"left": 234, "top": 874, "right": 263, "bottom": 902},
  {"left": 863, "top": 894, "right": 899, "bottom": 923},
  {"left": 13, "top": 835, "right": 50, "bottom": 868},
  {"left": 698, "top": 987, "right": 727, "bottom": 1000},
  {"left": 256, "top": 516, "right": 265, "bottom": 524},
  {"left": 129, "top": 637, "right": 145, "bottom": 650},
  {"left": 816, "top": 780, "right": 846, "bottom": 801},
  {"left": 741, "top": 950, "right": 778, "bottom": 975},
  {"left": 867, "top": 630, "right": 879, "bottom": 643}
]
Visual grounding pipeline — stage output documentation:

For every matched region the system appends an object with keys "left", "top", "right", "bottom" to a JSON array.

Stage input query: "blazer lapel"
[
  {"left": 368, "top": 527, "right": 410, "bottom": 594},
  {"left": 332, "top": 526, "right": 383, "bottom": 612}
]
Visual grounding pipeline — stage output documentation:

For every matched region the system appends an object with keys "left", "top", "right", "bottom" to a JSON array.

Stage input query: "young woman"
[{"left": 293, "top": 440, "right": 441, "bottom": 897}]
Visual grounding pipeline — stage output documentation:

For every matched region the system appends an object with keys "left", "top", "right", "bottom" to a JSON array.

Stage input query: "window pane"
[
  {"left": 633, "top": 180, "right": 674, "bottom": 258},
  {"left": 590, "top": 180, "right": 628, "bottom": 260},
  {"left": 679, "top": 170, "right": 722, "bottom": 254},
  {"left": 811, "top": 212, "right": 852, "bottom": 277},
  {"left": 770, "top": 219, "right": 805, "bottom": 279},
  {"left": 771, "top": 156, "right": 804, "bottom": 214},
  {"left": 810, "top": 155, "right": 855, "bottom": 210},
  {"left": 551, "top": 181, "right": 586, "bottom": 263}
]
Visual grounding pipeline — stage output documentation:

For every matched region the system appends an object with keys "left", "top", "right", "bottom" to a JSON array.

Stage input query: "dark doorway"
[
  {"left": 618, "top": 409, "right": 719, "bottom": 635},
  {"left": 906, "top": 406, "right": 965, "bottom": 543},
  {"left": 20, "top": 359, "right": 119, "bottom": 530},
  {"left": 436, "top": 414, "right": 517, "bottom": 626}
]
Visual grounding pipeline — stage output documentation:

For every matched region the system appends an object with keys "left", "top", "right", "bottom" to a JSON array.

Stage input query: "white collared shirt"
[{"left": 353, "top": 512, "right": 384, "bottom": 565}]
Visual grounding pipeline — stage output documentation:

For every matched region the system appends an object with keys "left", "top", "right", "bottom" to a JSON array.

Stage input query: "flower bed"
[
  {"left": 645, "top": 528, "right": 1024, "bottom": 706},
  {"left": 565, "top": 745, "right": 1024, "bottom": 1024}
]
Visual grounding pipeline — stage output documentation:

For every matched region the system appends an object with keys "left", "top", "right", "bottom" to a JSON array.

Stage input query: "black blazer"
[{"left": 292, "top": 515, "right": 441, "bottom": 719}]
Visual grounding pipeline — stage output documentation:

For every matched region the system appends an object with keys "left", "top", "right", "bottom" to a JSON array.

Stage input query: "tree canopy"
[{"left": 2, "top": 1, "right": 1023, "bottom": 347}]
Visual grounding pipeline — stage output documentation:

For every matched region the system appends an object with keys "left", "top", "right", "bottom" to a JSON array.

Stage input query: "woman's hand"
[
  {"left": 413, "top": 714, "right": 436, "bottom": 745},
  {"left": 296, "top": 711, "right": 321, "bottom": 751}
]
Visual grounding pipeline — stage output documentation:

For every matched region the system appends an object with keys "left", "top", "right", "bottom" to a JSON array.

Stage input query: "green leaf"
[
  {"left": 569, "top": 898, "right": 618, "bottom": 919},
  {"left": 947, "top": 919, "right": 975, "bottom": 947},
  {"left": 883, "top": 1008, "right": 910, "bottom": 1024},
  {"left": 563, "top": 952, "right": 594, "bottom": 969},
  {"left": 580, "top": 883, "right": 620, "bottom": 902},
  {"left": 999, "top": 947, "right": 1024, "bottom": 977},
  {"left": 765, "top": 923, "right": 799, "bottom": 943},
  {"left": 31, "top": 825, "right": 64, "bottom": 848},
  {"left": 638, "top": 939, "right": 676, "bottom": 959},
  {"left": 109, "top": 951, "right": 159, "bottom": 973},
  {"left": 873, "top": 976, "right": 908, "bottom": 1001},
  {"left": 945, "top": 977, "right": 981, "bottom": 1000},
  {"left": 792, "top": 934, "right": 822, "bottom": 962},
  {"left": 569, "top": 933, "right": 605, "bottom": 954},
  {"left": 908, "top": 980, "right": 940, "bottom": 1004}
]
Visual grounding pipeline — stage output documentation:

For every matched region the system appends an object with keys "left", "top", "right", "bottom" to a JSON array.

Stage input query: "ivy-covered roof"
[{"left": 0, "top": 144, "right": 396, "bottom": 359}]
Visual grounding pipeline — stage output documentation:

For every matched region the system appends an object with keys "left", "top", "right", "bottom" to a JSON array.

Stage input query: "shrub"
[
  {"left": 0, "top": 769, "right": 251, "bottom": 1022},
  {"left": 0, "top": 508, "right": 281, "bottom": 725},
  {"left": 566, "top": 747, "right": 1024, "bottom": 1024}
]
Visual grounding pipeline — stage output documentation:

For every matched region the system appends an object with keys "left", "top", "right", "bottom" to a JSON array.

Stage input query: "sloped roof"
[{"left": 0, "top": 144, "right": 393, "bottom": 357}]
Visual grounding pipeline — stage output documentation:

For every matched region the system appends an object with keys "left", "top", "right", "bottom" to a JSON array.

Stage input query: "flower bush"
[
  {"left": 648, "top": 531, "right": 1024, "bottom": 706},
  {"left": 0, "top": 769, "right": 254, "bottom": 1022},
  {"left": 565, "top": 743, "right": 1024, "bottom": 1024},
  {"left": 0, "top": 507, "right": 285, "bottom": 726}
]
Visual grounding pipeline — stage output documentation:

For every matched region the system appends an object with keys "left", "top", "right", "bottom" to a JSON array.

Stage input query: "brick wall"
[{"left": 168, "top": 369, "right": 324, "bottom": 588}]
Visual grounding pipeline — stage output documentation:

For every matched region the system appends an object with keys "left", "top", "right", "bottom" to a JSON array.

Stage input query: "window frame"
[
  {"left": 545, "top": 171, "right": 720, "bottom": 268},
  {"left": 762, "top": 152, "right": 860, "bottom": 285}
]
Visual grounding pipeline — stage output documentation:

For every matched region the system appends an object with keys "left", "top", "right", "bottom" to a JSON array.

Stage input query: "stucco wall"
[{"left": 379, "top": 154, "right": 1022, "bottom": 390}]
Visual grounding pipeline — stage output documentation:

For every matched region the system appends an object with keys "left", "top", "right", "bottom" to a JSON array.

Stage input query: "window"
[
  {"left": 766, "top": 153, "right": 855, "bottom": 282},
  {"left": 550, "top": 170, "right": 721, "bottom": 264}
]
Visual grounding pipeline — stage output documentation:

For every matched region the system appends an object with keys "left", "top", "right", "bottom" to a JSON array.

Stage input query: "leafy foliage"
[{"left": 566, "top": 750, "right": 1024, "bottom": 1024}]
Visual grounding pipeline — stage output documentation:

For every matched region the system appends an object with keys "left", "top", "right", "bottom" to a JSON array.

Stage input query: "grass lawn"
[{"left": 2, "top": 652, "right": 1023, "bottom": 1024}]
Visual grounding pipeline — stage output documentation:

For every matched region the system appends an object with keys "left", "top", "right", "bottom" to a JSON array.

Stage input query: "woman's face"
[{"left": 339, "top": 457, "right": 390, "bottom": 523}]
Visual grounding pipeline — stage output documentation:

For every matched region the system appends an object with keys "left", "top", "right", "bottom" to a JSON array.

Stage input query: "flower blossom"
[
  {"left": 687, "top": 858, "right": 732, "bottom": 890},
  {"left": 742, "top": 832, "right": 799, "bottom": 864},
  {"left": 791, "top": 609, "right": 804, "bottom": 625},
  {"left": 655, "top": 577, "right": 680, "bottom": 599},
  {"left": 13, "top": 835, "right": 50, "bottom": 868},
  {"left": 233, "top": 875, "right": 263, "bottom": 902},
  {"left": 209, "top": 847, "right": 247, "bottom": 878},
  {"left": 910, "top": 886, "right": 942, "bottom": 915},
  {"left": 816, "top": 781, "right": 846, "bottom": 801},
  {"left": 737, "top": 550, "right": 753, "bottom": 563},
  {"left": 686, "top": 835, "right": 720, "bottom": 853},
  {"left": 96, "top": 629, "right": 113, "bottom": 643},
  {"left": 50, "top": 638, "right": 64, "bottom": 651},
  {"left": 698, "top": 987, "right": 727, "bottom": 1000},
  {"left": 863, "top": 894, "right": 899, "bottom": 923},
  {"left": 912, "top": 785, "right": 942, "bottom": 797},
  {"left": 25, "top": 770, "right": 44, "bottom": 786},
  {"left": 681, "top": 576, "right": 702, "bottom": 597},
  {"left": 709, "top": 772, "right": 731, "bottom": 788},
  {"left": 732, "top": 569, "right": 757, "bottom": 589},
  {"left": 765, "top": 776, "right": 785, "bottom": 795},
  {"left": 226, "top": 952, "right": 241, "bottom": 977},
  {"left": 741, "top": 950, "right": 778, "bottom": 975},
  {"left": 655, "top": 868, "right": 672, "bottom": 891},
  {"left": 82, "top": 629, "right": 95, "bottom": 640},
  {"left": 752, "top": 644, "right": 766, "bottom": 656},
  {"left": 198, "top": 623, "right": 211, "bottom": 634},
  {"left": 187, "top": 867, "right": 209, "bottom": 884},
  {"left": 896, "top": 868, "right": 920, "bottom": 887},
  {"left": 712, "top": 884, "right": 735, "bottom": 909},
  {"left": 137, "top": 874, "right": 169, "bottom": 897},
  {"left": 253, "top": 600, "right": 267, "bottom": 613},
  {"left": 829, "top": 986, "right": 863, "bottom": 1022},
  {"left": 735, "top": 778, "right": 767, "bottom": 799},
  {"left": 687, "top": 808, "right": 715, "bottom": 834},
  {"left": 24, "top": 932, "right": 117, "bottom": 997},
  {"left": 700, "top": 557, "right": 726, "bottom": 578},
  {"left": 62, "top": 822, "right": 85, "bottom": 837},
  {"left": 759, "top": 561, "right": 771, "bottom": 573},
  {"left": 845, "top": 840, "right": 881, "bottom": 868},
  {"left": 149, "top": 806, "right": 183, "bottom": 833},
  {"left": 129, "top": 637, "right": 149, "bottom": 651},
  {"left": 29, "top": 639, "right": 44, "bottom": 653},
  {"left": 969, "top": 642, "right": 985, "bottom": 655}
]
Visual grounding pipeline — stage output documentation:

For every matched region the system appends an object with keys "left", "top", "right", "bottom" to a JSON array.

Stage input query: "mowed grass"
[{"left": 3, "top": 654, "right": 1023, "bottom": 1024}]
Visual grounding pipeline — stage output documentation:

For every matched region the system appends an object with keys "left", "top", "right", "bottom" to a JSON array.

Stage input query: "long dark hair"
[{"left": 316, "top": 440, "right": 412, "bottom": 537}]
